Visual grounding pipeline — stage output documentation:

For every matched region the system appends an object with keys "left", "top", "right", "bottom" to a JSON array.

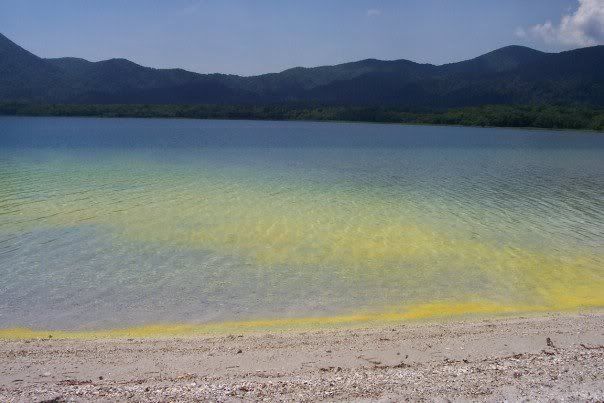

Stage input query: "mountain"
[
  {"left": 45, "top": 57, "right": 251, "bottom": 104},
  {"left": 1, "top": 32, "right": 603, "bottom": 108},
  {"left": 440, "top": 45, "right": 547, "bottom": 75},
  {"left": 0, "top": 33, "right": 73, "bottom": 102}
]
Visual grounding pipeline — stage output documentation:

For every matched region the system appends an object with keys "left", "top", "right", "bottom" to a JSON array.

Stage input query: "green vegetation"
[{"left": 1, "top": 103, "right": 602, "bottom": 131}]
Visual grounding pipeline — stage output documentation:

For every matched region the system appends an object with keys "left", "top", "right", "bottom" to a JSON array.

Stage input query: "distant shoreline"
[{"left": 1, "top": 103, "right": 603, "bottom": 132}]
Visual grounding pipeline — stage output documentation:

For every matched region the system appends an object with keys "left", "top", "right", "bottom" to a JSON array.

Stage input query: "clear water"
[{"left": 0, "top": 117, "right": 603, "bottom": 331}]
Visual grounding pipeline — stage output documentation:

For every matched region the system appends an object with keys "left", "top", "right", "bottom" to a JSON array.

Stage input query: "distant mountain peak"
[
  {"left": 477, "top": 45, "right": 546, "bottom": 61},
  {"left": 439, "top": 45, "right": 547, "bottom": 75},
  {"left": 0, "top": 32, "right": 38, "bottom": 58},
  {"left": 488, "top": 44, "right": 545, "bottom": 53},
  {"left": 0, "top": 32, "right": 602, "bottom": 107}
]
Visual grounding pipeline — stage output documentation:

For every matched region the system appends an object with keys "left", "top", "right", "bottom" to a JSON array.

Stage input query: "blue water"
[{"left": 0, "top": 117, "right": 603, "bottom": 330}]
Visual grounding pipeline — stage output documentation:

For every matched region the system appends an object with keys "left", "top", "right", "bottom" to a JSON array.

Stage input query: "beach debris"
[
  {"left": 3, "top": 315, "right": 602, "bottom": 401},
  {"left": 38, "top": 397, "right": 65, "bottom": 403},
  {"left": 236, "top": 349, "right": 243, "bottom": 354},
  {"left": 358, "top": 356, "right": 381, "bottom": 366},
  {"left": 392, "top": 362, "right": 410, "bottom": 369},
  {"left": 580, "top": 343, "right": 604, "bottom": 350},
  {"left": 546, "top": 337, "right": 556, "bottom": 349},
  {"left": 58, "top": 380, "right": 92, "bottom": 386},
  {"left": 319, "top": 366, "right": 342, "bottom": 372}
]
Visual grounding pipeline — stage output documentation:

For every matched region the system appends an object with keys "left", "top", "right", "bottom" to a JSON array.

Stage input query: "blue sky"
[{"left": 1, "top": 0, "right": 602, "bottom": 76}]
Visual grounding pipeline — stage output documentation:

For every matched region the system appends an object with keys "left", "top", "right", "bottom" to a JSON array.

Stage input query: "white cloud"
[
  {"left": 367, "top": 9, "right": 381, "bottom": 17},
  {"left": 514, "top": 27, "right": 527, "bottom": 38},
  {"left": 526, "top": 0, "right": 604, "bottom": 47}
]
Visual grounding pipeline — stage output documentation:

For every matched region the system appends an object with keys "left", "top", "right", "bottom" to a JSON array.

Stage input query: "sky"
[{"left": 1, "top": 0, "right": 603, "bottom": 76}]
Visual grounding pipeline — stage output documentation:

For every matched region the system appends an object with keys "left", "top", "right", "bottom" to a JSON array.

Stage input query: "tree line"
[{"left": 1, "top": 103, "right": 602, "bottom": 131}]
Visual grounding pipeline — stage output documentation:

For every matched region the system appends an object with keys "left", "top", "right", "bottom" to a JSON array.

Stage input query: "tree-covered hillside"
[{"left": 1, "top": 32, "right": 603, "bottom": 109}]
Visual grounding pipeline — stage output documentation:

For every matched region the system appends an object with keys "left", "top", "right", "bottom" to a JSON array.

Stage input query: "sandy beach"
[{"left": 0, "top": 312, "right": 602, "bottom": 401}]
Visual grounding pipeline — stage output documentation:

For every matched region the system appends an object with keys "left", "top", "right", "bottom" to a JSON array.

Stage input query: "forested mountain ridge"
[{"left": 1, "top": 32, "right": 603, "bottom": 108}]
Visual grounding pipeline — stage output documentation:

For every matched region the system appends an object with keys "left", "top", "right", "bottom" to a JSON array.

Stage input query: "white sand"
[{"left": 1, "top": 312, "right": 603, "bottom": 401}]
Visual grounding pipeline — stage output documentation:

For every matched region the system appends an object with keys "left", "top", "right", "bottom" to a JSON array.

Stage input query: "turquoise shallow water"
[{"left": 0, "top": 117, "right": 603, "bottom": 331}]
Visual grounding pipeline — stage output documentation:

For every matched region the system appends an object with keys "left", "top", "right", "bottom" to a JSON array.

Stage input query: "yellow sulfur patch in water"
[
  {"left": 1, "top": 298, "right": 601, "bottom": 340},
  {"left": 1, "top": 154, "right": 603, "bottom": 337}
]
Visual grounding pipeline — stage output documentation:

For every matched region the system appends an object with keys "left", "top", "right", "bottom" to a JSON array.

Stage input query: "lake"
[{"left": 0, "top": 117, "right": 602, "bottom": 332}]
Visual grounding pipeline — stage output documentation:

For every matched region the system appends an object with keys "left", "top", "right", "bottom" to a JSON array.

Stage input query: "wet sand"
[{"left": 1, "top": 312, "right": 603, "bottom": 401}]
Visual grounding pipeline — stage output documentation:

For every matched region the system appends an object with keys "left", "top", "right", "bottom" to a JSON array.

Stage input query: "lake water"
[{"left": 0, "top": 117, "right": 602, "bottom": 332}]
